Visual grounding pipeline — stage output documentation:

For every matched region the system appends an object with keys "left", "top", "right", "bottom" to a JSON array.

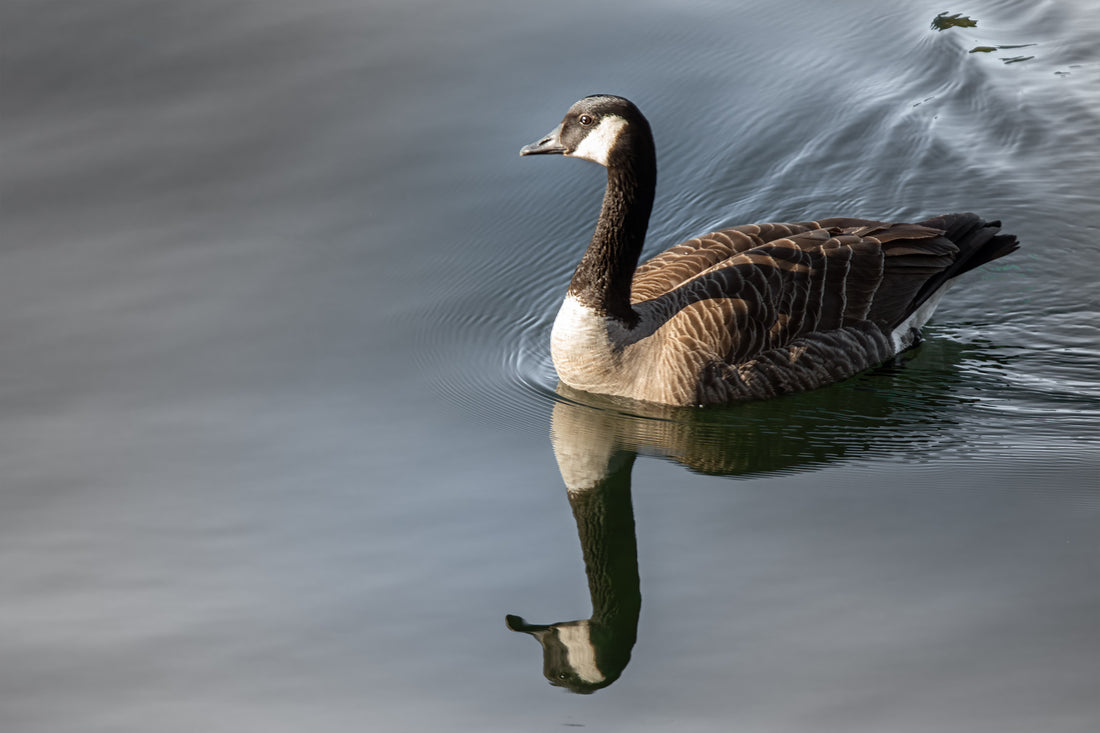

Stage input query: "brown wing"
[
  {"left": 619, "top": 215, "right": 1016, "bottom": 405},
  {"left": 630, "top": 218, "right": 890, "bottom": 303},
  {"left": 630, "top": 219, "right": 981, "bottom": 361}
]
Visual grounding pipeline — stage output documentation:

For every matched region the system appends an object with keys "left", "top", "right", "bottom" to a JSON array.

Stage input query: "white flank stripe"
[{"left": 890, "top": 280, "right": 954, "bottom": 351}]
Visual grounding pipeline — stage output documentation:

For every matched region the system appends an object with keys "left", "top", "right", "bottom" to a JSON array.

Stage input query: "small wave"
[{"left": 412, "top": 283, "right": 561, "bottom": 432}]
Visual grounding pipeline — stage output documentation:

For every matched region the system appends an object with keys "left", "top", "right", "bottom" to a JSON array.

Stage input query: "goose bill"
[{"left": 520, "top": 125, "right": 567, "bottom": 156}]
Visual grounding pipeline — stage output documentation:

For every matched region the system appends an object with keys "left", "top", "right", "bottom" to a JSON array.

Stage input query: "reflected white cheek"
[{"left": 568, "top": 116, "right": 626, "bottom": 166}]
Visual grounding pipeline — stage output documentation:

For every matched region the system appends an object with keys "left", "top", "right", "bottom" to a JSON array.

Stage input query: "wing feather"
[{"left": 616, "top": 215, "right": 1016, "bottom": 404}]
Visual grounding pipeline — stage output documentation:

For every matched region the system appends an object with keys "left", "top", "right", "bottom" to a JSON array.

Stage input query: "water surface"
[{"left": 1, "top": 1, "right": 1097, "bottom": 731}]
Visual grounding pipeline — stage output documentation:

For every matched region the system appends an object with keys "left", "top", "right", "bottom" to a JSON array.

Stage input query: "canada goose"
[{"left": 521, "top": 95, "right": 1019, "bottom": 406}]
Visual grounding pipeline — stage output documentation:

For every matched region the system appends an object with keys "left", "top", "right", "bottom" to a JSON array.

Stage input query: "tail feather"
[
  {"left": 869, "top": 213, "right": 1017, "bottom": 330},
  {"left": 908, "top": 213, "right": 1019, "bottom": 313}
]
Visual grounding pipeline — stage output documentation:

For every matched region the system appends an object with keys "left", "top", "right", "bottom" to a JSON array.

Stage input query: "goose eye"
[{"left": 578, "top": 114, "right": 594, "bottom": 126}]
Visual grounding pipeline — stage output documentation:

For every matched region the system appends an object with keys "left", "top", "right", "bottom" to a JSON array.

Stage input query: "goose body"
[{"left": 521, "top": 95, "right": 1019, "bottom": 406}]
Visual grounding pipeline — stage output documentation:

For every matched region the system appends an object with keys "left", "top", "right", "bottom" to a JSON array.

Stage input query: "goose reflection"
[
  {"left": 508, "top": 343, "right": 977, "bottom": 693},
  {"left": 505, "top": 416, "right": 640, "bottom": 694}
]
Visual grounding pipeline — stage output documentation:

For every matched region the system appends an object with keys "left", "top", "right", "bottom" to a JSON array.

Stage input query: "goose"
[{"left": 520, "top": 95, "right": 1019, "bottom": 406}]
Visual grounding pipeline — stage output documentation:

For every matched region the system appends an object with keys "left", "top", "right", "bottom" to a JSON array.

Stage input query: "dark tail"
[{"left": 909, "top": 212, "right": 1019, "bottom": 313}]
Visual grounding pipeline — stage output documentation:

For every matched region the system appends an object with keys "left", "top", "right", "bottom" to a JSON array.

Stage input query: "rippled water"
[{"left": 2, "top": 0, "right": 1098, "bottom": 731}]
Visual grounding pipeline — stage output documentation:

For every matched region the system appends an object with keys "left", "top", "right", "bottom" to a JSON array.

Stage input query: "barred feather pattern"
[{"left": 565, "top": 215, "right": 1015, "bottom": 406}]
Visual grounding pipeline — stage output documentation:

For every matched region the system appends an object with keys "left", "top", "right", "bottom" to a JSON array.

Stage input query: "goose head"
[{"left": 520, "top": 95, "right": 653, "bottom": 168}]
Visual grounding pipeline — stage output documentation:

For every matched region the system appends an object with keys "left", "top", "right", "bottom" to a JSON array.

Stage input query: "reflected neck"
[{"left": 568, "top": 454, "right": 642, "bottom": 633}]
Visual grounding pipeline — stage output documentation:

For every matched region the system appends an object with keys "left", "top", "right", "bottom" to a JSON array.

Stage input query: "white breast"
[{"left": 550, "top": 294, "right": 624, "bottom": 394}]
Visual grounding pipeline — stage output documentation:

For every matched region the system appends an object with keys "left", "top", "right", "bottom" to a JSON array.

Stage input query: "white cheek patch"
[
  {"left": 556, "top": 622, "right": 606, "bottom": 685},
  {"left": 568, "top": 116, "right": 627, "bottom": 166}
]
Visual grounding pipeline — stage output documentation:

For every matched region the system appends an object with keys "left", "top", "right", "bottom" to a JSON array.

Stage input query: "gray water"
[{"left": 2, "top": 0, "right": 1098, "bottom": 731}]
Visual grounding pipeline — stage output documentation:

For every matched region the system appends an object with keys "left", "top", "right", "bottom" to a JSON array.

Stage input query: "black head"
[{"left": 520, "top": 95, "right": 652, "bottom": 168}]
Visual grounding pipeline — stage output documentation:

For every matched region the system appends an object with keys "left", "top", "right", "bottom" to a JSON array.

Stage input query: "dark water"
[{"left": 2, "top": 0, "right": 1098, "bottom": 731}]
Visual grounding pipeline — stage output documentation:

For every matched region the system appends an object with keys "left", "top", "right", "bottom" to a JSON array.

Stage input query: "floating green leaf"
[{"left": 932, "top": 12, "right": 978, "bottom": 31}]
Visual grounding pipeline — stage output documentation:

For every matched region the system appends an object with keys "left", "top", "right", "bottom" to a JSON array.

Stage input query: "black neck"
[{"left": 568, "top": 138, "right": 656, "bottom": 326}]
